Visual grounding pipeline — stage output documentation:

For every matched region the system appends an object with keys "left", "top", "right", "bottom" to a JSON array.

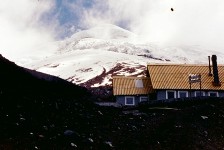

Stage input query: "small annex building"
[
  {"left": 113, "top": 55, "right": 224, "bottom": 106},
  {"left": 113, "top": 76, "right": 153, "bottom": 106}
]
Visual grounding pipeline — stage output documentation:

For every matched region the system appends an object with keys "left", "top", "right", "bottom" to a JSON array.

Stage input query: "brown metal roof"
[
  {"left": 147, "top": 64, "right": 224, "bottom": 90},
  {"left": 113, "top": 76, "right": 153, "bottom": 96}
]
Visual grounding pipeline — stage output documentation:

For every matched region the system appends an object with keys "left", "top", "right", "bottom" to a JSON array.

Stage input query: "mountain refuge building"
[{"left": 112, "top": 55, "right": 224, "bottom": 106}]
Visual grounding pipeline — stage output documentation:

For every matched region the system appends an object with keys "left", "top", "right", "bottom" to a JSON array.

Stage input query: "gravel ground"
[{"left": 1, "top": 95, "right": 224, "bottom": 150}]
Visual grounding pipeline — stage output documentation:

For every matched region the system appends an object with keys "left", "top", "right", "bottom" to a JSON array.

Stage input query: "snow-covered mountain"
[{"left": 22, "top": 24, "right": 224, "bottom": 87}]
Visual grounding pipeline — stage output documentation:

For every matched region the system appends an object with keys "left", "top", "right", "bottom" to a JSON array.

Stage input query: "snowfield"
[
  {"left": 21, "top": 24, "right": 224, "bottom": 87},
  {"left": 27, "top": 49, "right": 152, "bottom": 86}
]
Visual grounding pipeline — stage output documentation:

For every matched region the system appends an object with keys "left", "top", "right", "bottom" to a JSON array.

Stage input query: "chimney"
[
  {"left": 211, "top": 55, "right": 221, "bottom": 86},
  {"left": 208, "top": 56, "right": 212, "bottom": 76}
]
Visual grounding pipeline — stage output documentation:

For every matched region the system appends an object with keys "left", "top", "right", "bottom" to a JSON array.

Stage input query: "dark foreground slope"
[
  {"left": 1, "top": 54, "right": 224, "bottom": 149},
  {"left": 0, "top": 54, "right": 88, "bottom": 98}
]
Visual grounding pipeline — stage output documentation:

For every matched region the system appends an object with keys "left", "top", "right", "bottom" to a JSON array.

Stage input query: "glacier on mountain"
[{"left": 19, "top": 24, "right": 224, "bottom": 87}]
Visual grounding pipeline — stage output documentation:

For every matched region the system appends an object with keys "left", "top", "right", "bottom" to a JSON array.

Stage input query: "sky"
[{"left": 1, "top": 0, "right": 224, "bottom": 61}]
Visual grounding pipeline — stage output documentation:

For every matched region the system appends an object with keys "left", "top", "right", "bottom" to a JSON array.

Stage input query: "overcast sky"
[{"left": 1, "top": 0, "right": 224, "bottom": 60}]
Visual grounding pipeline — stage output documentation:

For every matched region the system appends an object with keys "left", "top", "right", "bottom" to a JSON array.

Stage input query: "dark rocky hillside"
[
  {"left": 1, "top": 54, "right": 224, "bottom": 149},
  {"left": 0, "top": 54, "right": 88, "bottom": 98}
]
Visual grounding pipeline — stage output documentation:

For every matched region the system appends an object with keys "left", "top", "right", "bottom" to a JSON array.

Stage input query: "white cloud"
[
  {"left": 0, "top": 0, "right": 56, "bottom": 61},
  {"left": 80, "top": 0, "right": 224, "bottom": 49},
  {"left": 1, "top": 0, "right": 224, "bottom": 63}
]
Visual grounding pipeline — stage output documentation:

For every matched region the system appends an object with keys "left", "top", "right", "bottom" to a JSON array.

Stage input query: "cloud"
[
  {"left": 1, "top": 0, "right": 224, "bottom": 62},
  {"left": 0, "top": 0, "right": 56, "bottom": 61},
  {"left": 77, "top": 0, "right": 224, "bottom": 49}
]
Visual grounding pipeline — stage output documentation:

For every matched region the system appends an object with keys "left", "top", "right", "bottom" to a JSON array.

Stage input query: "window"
[
  {"left": 166, "top": 90, "right": 176, "bottom": 99},
  {"left": 208, "top": 91, "right": 219, "bottom": 97},
  {"left": 135, "top": 79, "right": 144, "bottom": 88},
  {"left": 125, "top": 96, "right": 135, "bottom": 105},
  {"left": 194, "top": 91, "right": 205, "bottom": 97},
  {"left": 178, "top": 91, "right": 188, "bottom": 98},
  {"left": 140, "top": 97, "right": 148, "bottom": 102}
]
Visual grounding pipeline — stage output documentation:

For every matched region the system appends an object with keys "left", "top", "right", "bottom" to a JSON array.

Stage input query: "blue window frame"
[
  {"left": 208, "top": 91, "right": 219, "bottom": 97},
  {"left": 125, "top": 96, "right": 135, "bottom": 105},
  {"left": 178, "top": 91, "right": 188, "bottom": 98},
  {"left": 166, "top": 90, "right": 176, "bottom": 99},
  {"left": 194, "top": 91, "right": 205, "bottom": 97}
]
